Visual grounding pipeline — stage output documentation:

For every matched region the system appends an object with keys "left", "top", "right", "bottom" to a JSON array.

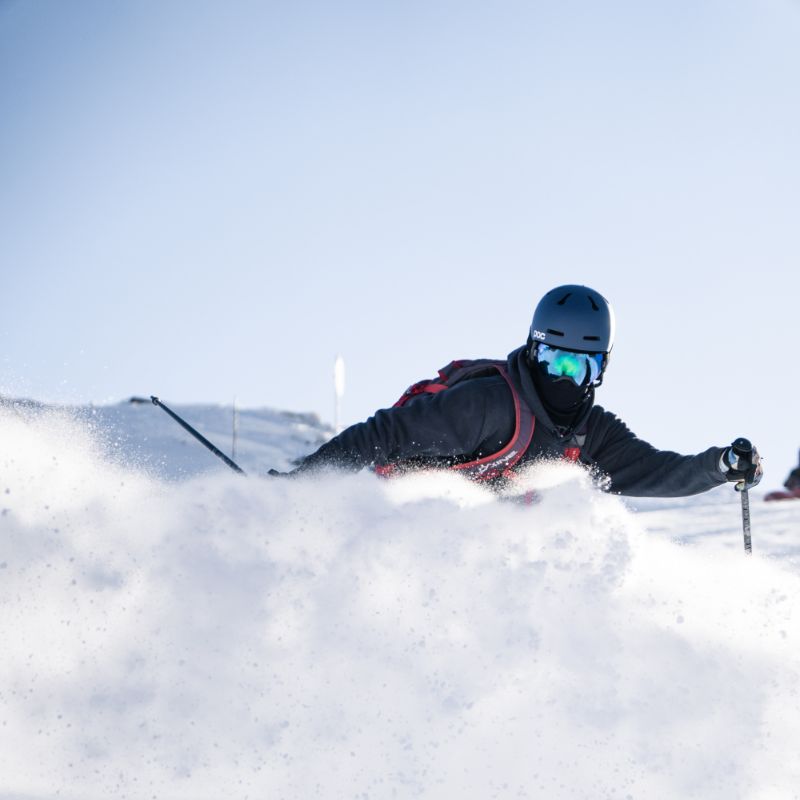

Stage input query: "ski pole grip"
[{"left": 732, "top": 437, "right": 752, "bottom": 459}]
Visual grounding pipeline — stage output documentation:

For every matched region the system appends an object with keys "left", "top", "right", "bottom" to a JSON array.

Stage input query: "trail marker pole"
[{"left": 334, "top": 355, "right": 346, "bottom": 434}]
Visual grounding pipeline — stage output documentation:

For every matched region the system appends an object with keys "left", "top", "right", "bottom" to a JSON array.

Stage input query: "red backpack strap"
[{"left": 449, "top": 364, "right": 535, "bottom": 481}]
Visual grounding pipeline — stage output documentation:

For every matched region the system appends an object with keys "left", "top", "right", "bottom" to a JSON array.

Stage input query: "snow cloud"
[{"left": 0, "top": 407, "right": 798, "bottom": 799}]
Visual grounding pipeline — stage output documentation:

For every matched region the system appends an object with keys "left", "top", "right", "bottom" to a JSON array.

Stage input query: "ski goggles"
[{"left": 534, "top": 344, "right": 605, "bottom": 386}]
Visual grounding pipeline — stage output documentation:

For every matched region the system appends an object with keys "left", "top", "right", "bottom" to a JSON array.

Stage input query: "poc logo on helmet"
[{"left": 531, "top": 329, "right": 547, "bottom": 341}]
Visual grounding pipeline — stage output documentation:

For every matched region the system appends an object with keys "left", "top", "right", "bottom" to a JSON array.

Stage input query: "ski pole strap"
[{"left": 150, "top": 396, "right": 247, "bottom": 475}]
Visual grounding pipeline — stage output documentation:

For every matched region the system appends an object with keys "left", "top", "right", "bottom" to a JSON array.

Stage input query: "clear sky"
[{"left": 1, "top": 0, "right": 799, "bottom": 481}]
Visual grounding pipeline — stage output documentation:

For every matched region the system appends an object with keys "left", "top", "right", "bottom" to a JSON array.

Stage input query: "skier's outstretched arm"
[{"left": 585, "top": 409, "right": 762, "bottom": 497}]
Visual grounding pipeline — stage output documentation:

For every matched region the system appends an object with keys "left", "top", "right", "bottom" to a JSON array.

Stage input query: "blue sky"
[{"left": 1, "top": 0, "right": 799, "bottom": 481}]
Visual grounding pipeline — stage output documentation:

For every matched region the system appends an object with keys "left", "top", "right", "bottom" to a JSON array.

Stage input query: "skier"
[
  {"left": 764, "top": 450, "right": 800, "bottom": 501},
  {"left": 281, "top": 284, "right": 762, "bottom": 497}
]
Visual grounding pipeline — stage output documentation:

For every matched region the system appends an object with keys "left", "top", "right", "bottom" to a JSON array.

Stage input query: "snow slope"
[{"left": 1, "top": 400, "right": 798, "bottom": 799}]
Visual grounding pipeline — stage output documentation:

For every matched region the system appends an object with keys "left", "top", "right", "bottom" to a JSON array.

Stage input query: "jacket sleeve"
[
  {"left": 584, "top": 407, "right": 729, "bottom": 497},
  {"left": 292, "top": 377, "right": 515, "bottom": 474}
]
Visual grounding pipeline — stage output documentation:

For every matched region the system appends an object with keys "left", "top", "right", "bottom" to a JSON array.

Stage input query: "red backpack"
[{"left": 374, "top": 359, "right": 538, "bottom": 481}]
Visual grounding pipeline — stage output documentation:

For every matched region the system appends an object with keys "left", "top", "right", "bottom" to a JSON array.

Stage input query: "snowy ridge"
[
  {"left": 0, "top": 403, "right": 799, "bottom": 799},
  {"left": 0, "top": 396, "right": 332, "bottom": 479}
]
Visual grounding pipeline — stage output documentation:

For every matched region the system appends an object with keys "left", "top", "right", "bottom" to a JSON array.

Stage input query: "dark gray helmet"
[{"left": 529, "top": 285, "right": 615, "bottom": 353}]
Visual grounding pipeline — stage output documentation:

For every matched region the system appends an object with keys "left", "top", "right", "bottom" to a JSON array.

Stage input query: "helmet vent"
[
  {"left": 547, "top": 328, "right": 565, "bottom": 337},
  {"left": 583, "top": 335, "right": 600, "bottom": 341},
  {"left": 588, "top": 296, "right": 600, "bottom": 311},
  {"left": 556, "top": 292, "right": 572, "bottom": 306}
]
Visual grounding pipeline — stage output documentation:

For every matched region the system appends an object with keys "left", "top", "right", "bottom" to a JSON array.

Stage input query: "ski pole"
[
  {"left": 150, "top": 396, "right": 247, "bottom": 475},
  {"left": 731, "top": 437, "right": 752, "bottom": 555}
]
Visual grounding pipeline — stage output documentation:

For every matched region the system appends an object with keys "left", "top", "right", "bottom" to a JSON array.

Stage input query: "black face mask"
[
  {"left": 536, "top": 370, "right": 589, "bottom": 410},
  {"left": 528, "top": 350, "right": 593, "bottom": 423}
]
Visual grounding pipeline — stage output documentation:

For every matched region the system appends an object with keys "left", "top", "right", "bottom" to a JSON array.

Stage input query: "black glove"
[{"left": 719, "top": 437, "right": 763, "bottom": 490}]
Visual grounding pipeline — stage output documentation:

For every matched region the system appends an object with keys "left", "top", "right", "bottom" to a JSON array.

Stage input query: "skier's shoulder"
[
  {"left": 584, "top": 403, "right": 634, "bottom": 437},
  {"left": 433, "top": 369, "right": 514, "bottom": 409},
  {"left": 422, "top": 357, "right": 516, "bottom": 397},
  {"left": 388, "top": 358, "right": 517, "bottom": 429}
]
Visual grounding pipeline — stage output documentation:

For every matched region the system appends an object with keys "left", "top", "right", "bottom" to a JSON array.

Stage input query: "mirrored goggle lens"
[{"left": 536, "top": 345, "right": 604, "bottom": 385}]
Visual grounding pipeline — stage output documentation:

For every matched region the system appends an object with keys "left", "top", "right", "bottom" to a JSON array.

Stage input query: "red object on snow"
[{"left": 764, "top": 487, "right": 800, "bottom": 502}]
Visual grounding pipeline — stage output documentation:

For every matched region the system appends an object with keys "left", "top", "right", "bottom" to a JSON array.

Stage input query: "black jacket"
[{"left": 296, "top": 346, "right": 728, "bottom": 498}]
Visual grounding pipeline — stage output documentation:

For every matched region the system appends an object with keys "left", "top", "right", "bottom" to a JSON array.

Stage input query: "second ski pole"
[{"left": 151, "top": 396, "right": 247, "bottom": 476}]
